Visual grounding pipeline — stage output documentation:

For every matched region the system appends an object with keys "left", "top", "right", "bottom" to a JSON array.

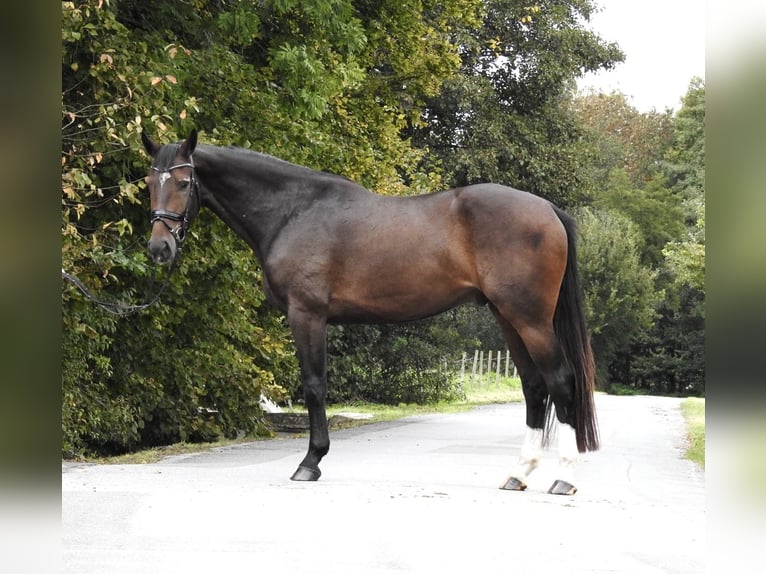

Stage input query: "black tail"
[{"left": 548, "top": 206, "right": 599, "bottom": 452}]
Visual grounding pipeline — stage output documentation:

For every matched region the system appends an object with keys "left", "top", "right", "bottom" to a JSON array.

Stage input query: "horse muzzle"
[
  {"left": 147, "top": 235, "right": 176, "bottom": 265},
  {"left": 148, "top": 210, "right": 187, "bottom": 265}
]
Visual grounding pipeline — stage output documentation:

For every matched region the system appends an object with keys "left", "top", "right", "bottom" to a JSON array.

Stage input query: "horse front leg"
[{"left": 287, "top": 309, "right": 330, "bottom": 482}]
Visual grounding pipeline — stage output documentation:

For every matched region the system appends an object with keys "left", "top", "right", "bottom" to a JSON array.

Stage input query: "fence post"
[
  {"left": 479, "top": 350, "right": 484, "bottom": 384},
  {"left": 460, "top": 352, "right": 466, "bottom": 388},
  {"left": 495, "top": 350, "right": 501, "bottom": 383},
  {"left": 487, "top": 350, "right": 492, "bottom": 385},
  {"left": 505, "top": 350, "right": 510, "bottom": 378},
  {"left": 471, "top": 350, "right": 479, "bottom": 386}
]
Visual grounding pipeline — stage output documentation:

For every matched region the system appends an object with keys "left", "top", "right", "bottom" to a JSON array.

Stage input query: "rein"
[
  {"left": 62, "top": 258, "right": 180, "bottom": 316},
  {"left": 62, "top": 158, "right": 198, "bottom": 316}
]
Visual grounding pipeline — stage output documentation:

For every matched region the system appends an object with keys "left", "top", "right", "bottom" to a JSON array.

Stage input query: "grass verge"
[
  {"left": 681, "top": 397, "right": 705, "bottom": 468},
  {"left": 326, "top": 375, "right": 524, "bottom": 423}
]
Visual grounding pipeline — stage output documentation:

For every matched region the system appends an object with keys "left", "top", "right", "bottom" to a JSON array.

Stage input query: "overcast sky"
[{"left": 577, "top": 0, "right": 706, "bottom": 112}]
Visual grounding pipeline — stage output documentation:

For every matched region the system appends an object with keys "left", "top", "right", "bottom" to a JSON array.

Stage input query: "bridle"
[{"left": 149, "top": 156, "right": 198, "bottom": 249}]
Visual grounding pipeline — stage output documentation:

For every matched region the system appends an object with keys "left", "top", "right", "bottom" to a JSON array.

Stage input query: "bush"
[{"left": 322, "top": 321, "right": 464, "bottom": 406}]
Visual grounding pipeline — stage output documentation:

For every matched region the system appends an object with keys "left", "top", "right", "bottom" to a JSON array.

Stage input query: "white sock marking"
[{"left": 557, "top": 422, "right": 579, "bottom": 483}]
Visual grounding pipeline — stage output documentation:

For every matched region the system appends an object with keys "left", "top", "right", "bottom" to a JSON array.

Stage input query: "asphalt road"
[{"left": 62, "top": 394, "right": 705, "bottom": 573}]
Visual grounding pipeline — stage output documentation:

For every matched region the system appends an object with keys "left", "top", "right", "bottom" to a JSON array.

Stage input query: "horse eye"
[{"left": 179, "top": 179, "right": 190, "bottom": 189}]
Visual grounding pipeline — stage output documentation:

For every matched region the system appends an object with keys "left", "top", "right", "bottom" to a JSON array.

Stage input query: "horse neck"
[{"left": 193, "top": 146, "right": 328, "bottom": 261}]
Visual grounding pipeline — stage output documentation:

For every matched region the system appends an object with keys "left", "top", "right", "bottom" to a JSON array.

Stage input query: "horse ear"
[
  {"left": 180, "top": 128, "right": 197, "bottom": 158},
  {"left": 141, "top": 131, "right": 160, "bottom": 158}
]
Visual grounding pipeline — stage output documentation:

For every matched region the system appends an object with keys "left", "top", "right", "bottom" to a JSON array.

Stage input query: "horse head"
[{"left": 141, "top": 129, "right": 199, "bottom": 265}]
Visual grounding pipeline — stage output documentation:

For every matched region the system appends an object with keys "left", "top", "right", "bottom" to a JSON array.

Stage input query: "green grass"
[
  {"left": 324, "top": 375, "right": 524, "bottom": 423},
  {"left": 681, "top": 397, "right": 705, "bottom": 468},
  {"left": 312, "top": 374, "right": 523, "bottom": 424},
  {"left": 86, "top": 375, "right": 523, "bottom": 465},
  {"left": 463, "top": 374, "right": 525, "bottom": 404},
  {"left": 608, "top": 383, "right": 651, "bottom": 396},
  {"left": 92, "top": 436, "right": 266, "bottom": 465}
]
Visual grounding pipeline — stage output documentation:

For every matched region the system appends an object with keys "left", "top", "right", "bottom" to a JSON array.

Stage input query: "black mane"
[{"left": 204, "top": 144, "right": 351, "bottom": 183}]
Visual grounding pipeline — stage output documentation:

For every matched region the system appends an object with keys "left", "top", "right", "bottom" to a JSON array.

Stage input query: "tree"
[
  {"left": 630, "top": 79, "right": 705, "bottom": 395},
  {"left": 568, "top": 85, "right": 704, "bottom": 395},
  {"left": 572, "top": 91, "right": 674, "bottom": 190},
  {"left": 61, "top": 0, "right": 485, "bottom": 455},
  {"left": 572, "top": 91, "right": 684, "bottom": 269},
  {"left": 590, "top": 169, "right": 685, "bottom": 269},
  {"left": 575, "top": 208, "right": 660, "bottom": 389},
  {"left": 663, "top": 77, "right": 705, "bottom": 291},
  {"left": 399, "top": 1, "right": 631, "bottom": 384},
  {"left": 412, "top": 0, "right": 624, "bottom": 208}
]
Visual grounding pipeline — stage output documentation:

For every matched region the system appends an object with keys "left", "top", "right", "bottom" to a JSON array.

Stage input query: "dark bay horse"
[{"left": 141, "top": 129, "right": 598, "bottom": 495}]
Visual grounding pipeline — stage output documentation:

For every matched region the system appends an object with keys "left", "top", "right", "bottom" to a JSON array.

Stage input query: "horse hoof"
[
  {"left": 500, "top": 476, "right": 527, "bottom": 491},
  {"left": 547, "top": 479, "right": 577, "bottom": 495},
  {"left": 290, "top": 466, "right": 321, "bottom": 481}
]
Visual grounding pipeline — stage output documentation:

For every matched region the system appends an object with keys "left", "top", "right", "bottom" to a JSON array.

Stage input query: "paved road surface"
[{"left": 62, "top": 395, "right": 704, "bottom": 573}]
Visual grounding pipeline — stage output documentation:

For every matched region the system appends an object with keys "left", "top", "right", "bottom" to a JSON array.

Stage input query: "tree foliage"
[
  {"left": 412, "top": 0, "right": 624, "bottom": 207},
  {"left": 324, "top": 321, "right": 465, "bottom": 405},
  {"left": 572, "top": 91, "right": 674, "bottom": 189},
  {"left": 575, "top": 207, "right": 660, "bottom": 388},
  {"left": 663, "top": 78, "right": 705, "bottom": 292},
  {"left": 570, "top": 81, "right": 705, "bottom": 393},
  {"left": 631, "top": 79, "right": 705, "bottom": 395},
  {"left": 61, "top": 0, "right": 484, "bottom": 456},
  {"left": 62, "top": 1, "right": 704, "bottom": 456}
]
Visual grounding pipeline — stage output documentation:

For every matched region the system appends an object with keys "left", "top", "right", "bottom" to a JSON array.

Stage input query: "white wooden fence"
[{"left": 458, "top": 350, "right": 517, "bottom": 387}]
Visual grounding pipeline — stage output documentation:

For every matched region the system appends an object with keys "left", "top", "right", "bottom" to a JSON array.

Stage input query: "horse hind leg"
[
  {"left": 548, "top": 420, "right": 579, "bottom": 495},
  {"left": 492, "top": 308, "right": 580, "bottom": 495},
  {"left": 521, "top": 324, "right": 582, "bottom": 495},
  {"left": 491, "top": 310, "right": 548, "bottom": 492}
]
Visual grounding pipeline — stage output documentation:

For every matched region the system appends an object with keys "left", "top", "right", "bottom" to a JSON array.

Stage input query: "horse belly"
[{"left": 326, "top": 242, "right": 479, "bottom": 323}]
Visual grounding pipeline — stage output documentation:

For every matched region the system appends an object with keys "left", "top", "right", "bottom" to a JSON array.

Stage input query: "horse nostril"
[{"left": 147, "top": 237, "right": 174, "bottom": 264}]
